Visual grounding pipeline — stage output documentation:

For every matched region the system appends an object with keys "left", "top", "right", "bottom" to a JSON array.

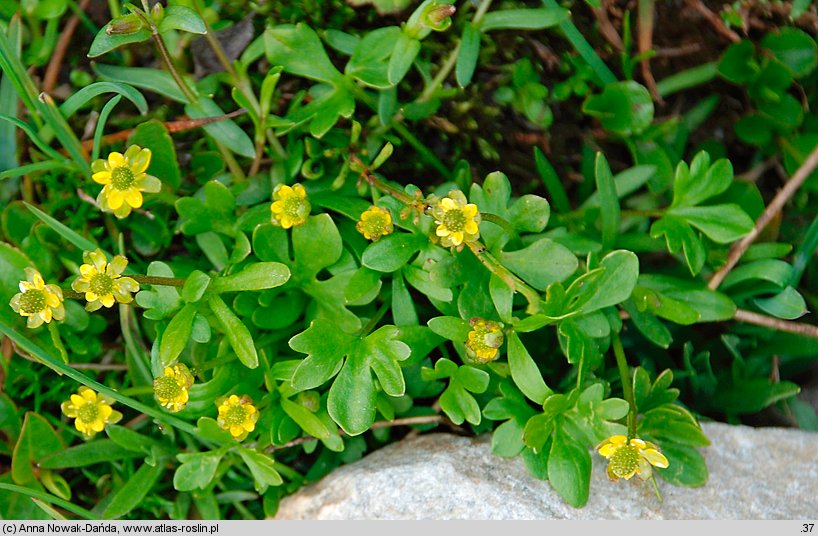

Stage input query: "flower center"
[
  {"left": 284, "top": 197, "right": 304, "bottom": 217},
  {"left": 442, "top": 209, "right": 466, "bottom": 231},
  {"left": 609, "top": 445, "right": 640, "bottom": 477},
  {"left": 90, "top": 273, "right": 114, "bottom": 296},
  {"left": 19, "top": 290, "right": 46, "bottom": 313},
  {"left": 223, "top": 404, "right": 247, "bottom": 427},
  {"left": 111, "top": 166, "right": 136, "bottom": 190},
  {"left": 77, "top": 402, "right": 100, "bottom": 424},
  {"left": 154, "top": 376, "right": 183, "bottom": 400}
]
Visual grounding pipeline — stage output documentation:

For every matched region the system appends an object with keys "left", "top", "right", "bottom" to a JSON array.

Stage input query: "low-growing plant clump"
[{"left": 1, "top": 0, "right": 817, "bottom": 519}]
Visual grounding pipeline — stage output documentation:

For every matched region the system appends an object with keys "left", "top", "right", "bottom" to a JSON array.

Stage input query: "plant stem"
[
  {"left": 133, "top": 9, "right": 198, "bottom": 104},
  {"left": 733, "top": 308, "right": 818, "bottom": 339},
  {"left": 612, "top": 331, "right": 637, "bottom": 438},
  {"left": 464, "top": 241, "right": 541, "bottom": 314},
  {"left": 133, "top": 274, "right": 187, "bottom": 287},
  {"left": 708, "top": 140, "right": 818, "bottom": 289}
]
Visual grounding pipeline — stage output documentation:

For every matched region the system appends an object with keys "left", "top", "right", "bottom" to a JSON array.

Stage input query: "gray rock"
[{"left": 274, "top": 422, "right": 818, "bottom": 519}]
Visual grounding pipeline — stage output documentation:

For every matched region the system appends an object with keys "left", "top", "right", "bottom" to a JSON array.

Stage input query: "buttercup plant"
[{"left": 1, "top": 0, "right": 817, "bottom": 521}]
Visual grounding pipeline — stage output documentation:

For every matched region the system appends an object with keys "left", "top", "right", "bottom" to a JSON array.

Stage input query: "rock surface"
[{"left": 275, "top": 422, "right": 818, "bottom": 519}]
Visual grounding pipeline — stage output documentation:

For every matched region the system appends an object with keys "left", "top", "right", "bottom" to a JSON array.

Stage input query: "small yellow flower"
[
  {"left": 465, "top": 318, "right": 504, "bottom": 363},
  {"left": 217, "top": 394, "right": 259, "bottom": 440},
  {"left": 356, "top": 206, "right": 394, "bottom": 241},
  {"left": 61, "top": 386, "right": 122, "bottom": 439},
  {"left": 432, "top": 190, "right": 481, "bottom": 248},
  {"left": 91, "top": 145, "right": 161, "bottom": 219},
  {"left": 9, "top": 268, "right": 65, "bottom": 328},
  {"left": 596, "top": 435, "right": 669, "bottom": 481},
  {"left": 270, "top": 183, "right": 310, "bottom": 229},
  {"left": 71, "top": 249, "right": 139, "bottom": 312},
  {"left": 153, "top": 363, "right": 195, "bottom": 413}
]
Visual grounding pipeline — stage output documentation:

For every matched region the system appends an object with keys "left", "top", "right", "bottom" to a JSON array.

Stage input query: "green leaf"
[
  {"left": 181, "top": 271, "right": 211, "bottom": 303},
  {"left": 281, "top": 398, "right": 331, "bottom": 440},
  {"left": 654, "top": 442, "right": 708, "bottom": 487},
  {"left": 293, "top": 214, "right": 343, "bottom": 279},
  {"left": 346, "top": 27, "right": 400, "bottom": 89},
  {"left": 347, "top": 0, "right": 412, "bottom": 14},
  {"left": 500, "top": 238, "right": 578, "bottom": 291},
  {"left": 507, "top": 332, "right": 551, "bottom": 404},
  {"left": 718, "top": 40, "right": 759, "bottom": 84},
  {"left": 649, "top": 215, "right": 706, "bottom": 275},
  {"left": 103, "top": 462, "right": 164, "bottom": 519},
  {"left": 327, "top": 326, "right": 411, "bottom": 435},
  {"left": 721, "top": 259, "right": 793, "bottom": 290},
  {"left": 761, "top": 27, "right": 818, "bottom": 78},
  {"left": 237, "top": 449, "right": 284, "bottom": 492},
  {"left": 671, "top": 152, "right": 734, "bottom": 208},
  {"left": 582, "top": 81, "right": 653, "bottom": 136},
  {"left": 547, "top": 423, "right": 591, "bottom": 507},
  {"left": 362, "top": 232, "right": 426, "bottom": 272},
  {"left": 158, "top": 5, "right": 206, "bottom": 34},
  {"left": 456, "top": 23, "right": 480, "bottom": 87},
  {"left": 264, "top": 24, "right": 343, "bottom": 83},
  {"left": 159, "top": 303, "right": 197, "bottom": 367},
  {"left": 508, "top": 194, "right": 550, "bottom": 233},
  {"left": 12, "top": 413, "right": 64, "bottom": 485},
  {"left": 95, "top": 63, "right": 189, "bottom": 103},
  {"left": 208, "top": 295, "right": 258, "bottom": 368},
  {"left": 594, "top": 152, "right": 620, "bottom": 250},
  {"left": 59, "top": 81, "right": 148, "bottom": 118},
  {"left": 422, "top": 359, "right": 489, "bottom": 425},
  {"left": 290, "top": 320, "right": 356, "bottom": 391},
  {"left": 753, "top": 286, "right": 808, "bottom": 320},
  {"left": 427, "top": 316, "right": 471, "bottom": 342},
  {"left": 388, "top": 32, "right": 420, "bottom": 85},
  {"left": 480, "top": 7, "right": 569, "bottom": 31},
  {"left": 211, "top": 262, "right": 290, "bottom": 293},
  {"left": 668, "top": 205, "right": 753, "bottom": 243},
  {"left": 638, "top": 275, "right": 736, "bottom": 322},
  {"left": 88, "top": 21, "right": 151, "bottom": 58},
  {"left": 174, "top": 450, "right": 224, "bottom": 492},
  {"left": 565, "top": 250, "right": 639, "bottom": 315}
]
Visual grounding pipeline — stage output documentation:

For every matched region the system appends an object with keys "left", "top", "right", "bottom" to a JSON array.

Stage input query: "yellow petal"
[
  {"left": 124, "top": 188, "right": 143, "bottom": 208},
  {"left": 80, "top": 264, "right": 98, "bottom": 279},
  {"left": 92, "top": 171, "right": 111, "bottom": 184},
  {"left": 642, "top": 448, "right": 669, "bottom": 468},
  {"left": 70, "top": 394, "right": 85, "bottom": 406},
  {"left": 107, "top": 152, "right": 125, "bottom": 168},
  {"left": 100, "top": 294, "right": 115, "bottom": 308},
  {"left": 131, "top": 147, "right": 151, "bottom": 174},
  {"left": 107, "top": 188, "right": 124, "bottom": 210}
]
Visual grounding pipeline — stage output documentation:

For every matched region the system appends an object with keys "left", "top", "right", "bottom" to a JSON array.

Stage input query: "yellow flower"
[
  {"left": 217, "top": 394, "right": 259, "bottom": 440},
  {"left": 153, "top": 363, "right": 195, "bottom": 413},
  {"left": 91, "top": 145, "right": 161, "bottom": 219},
  {"left": 71, "top": 249, "right": 139, "bottom": 312},
  {"left": 465, "top": 318, "right": 504, "bottom": 363},
  {"left": 432, "top": 190, "right": 481, "bottom": 248},
  {"left": 596, "top": 435, "right": 669, "bottom": 481},
  {"left": 9, "top": 268, "right": 65, "bottom": 328},
  {"left": 270, "top": 183, "right": 310, "bottom": 228},
  {"left": 61, "top": 386, "right": 122, "bottom": 439},
  {"left": 356, "top": 206, "right": 394, "bottom": 241}
]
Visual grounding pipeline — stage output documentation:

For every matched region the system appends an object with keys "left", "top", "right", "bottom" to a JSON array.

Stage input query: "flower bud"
[
  {"left": 106, "top": 14, "right": 144, "bottom": 36},
  {"left": 151, "top": 2, "right": 164, "bottom": 24}
]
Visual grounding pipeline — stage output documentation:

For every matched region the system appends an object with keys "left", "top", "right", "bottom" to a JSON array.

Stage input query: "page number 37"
[{"left": 803, "top": 524, "right": 815, "bottom": 533}]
